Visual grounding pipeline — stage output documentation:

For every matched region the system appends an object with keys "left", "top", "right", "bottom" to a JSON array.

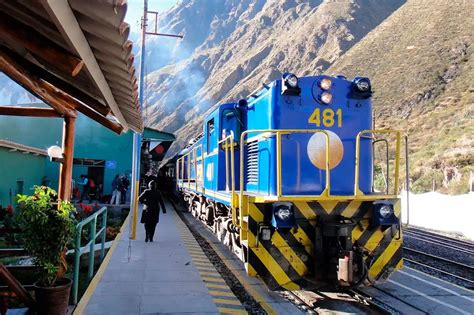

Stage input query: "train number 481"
[{"left": 308, "top": 108, "right": 342, "bottom": 128}]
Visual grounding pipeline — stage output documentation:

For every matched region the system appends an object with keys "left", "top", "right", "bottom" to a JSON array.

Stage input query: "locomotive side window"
[
  {"left": 221, "top": 109, "right": 242, "bottom": 142},
  {"left": 207, "top": 118, "right": 217, "bottom": 153}
]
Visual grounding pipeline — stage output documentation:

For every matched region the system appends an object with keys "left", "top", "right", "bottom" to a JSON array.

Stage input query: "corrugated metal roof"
[
  {"left": 0, "top": 0, "right": 143, "bottom": 132},
  {"left": 0, "top": 139, "right": 48, "bottom": 156}
]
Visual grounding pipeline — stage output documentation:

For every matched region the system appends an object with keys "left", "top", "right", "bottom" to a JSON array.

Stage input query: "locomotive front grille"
[{"left": 246, "top": 140, "right": 259, "bottom": 184}]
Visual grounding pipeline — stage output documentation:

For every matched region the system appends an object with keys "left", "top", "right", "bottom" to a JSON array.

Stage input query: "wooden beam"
[
  {"left": 0, "top": 265, "right": 36, "bottom": 309},
  {"left": 0, "top": 49, "right": 76, "bottom": 117},
  {"left": 75, "top": 102, "right": 124, "bottom": 134},
  {"left": 0, "top": 12, "right": 84, "bottom": 77},
  {"left": 0, "top": 49, "right": 123, "bottom": 133},
  {"left": 58, "top": 116, "right": 75, "bottom": 201},
  {"left": 8, "top": 55, "right": 110, "bottom": 116},
  {"left": 41, "top": 0, "right": 130, "bottom": 131},
  {"left": 0, "top": 106, "right": 62, "bottom": 117}
]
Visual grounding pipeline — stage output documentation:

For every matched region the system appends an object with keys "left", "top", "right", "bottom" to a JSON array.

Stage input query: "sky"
[{"left": 126, "top": 0, "right": 178, "bottom": 33}]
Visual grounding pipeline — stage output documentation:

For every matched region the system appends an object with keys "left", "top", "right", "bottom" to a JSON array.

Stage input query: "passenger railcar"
[{"left": 176, "top": 73, "right": 403, "bottom": 290}]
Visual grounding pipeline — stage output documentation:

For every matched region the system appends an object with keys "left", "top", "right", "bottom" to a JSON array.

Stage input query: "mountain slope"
[
  {"left": 144, "top": 0, "right": 405, "bottom": 147},
  {"left": 326, "top": 0, "right": 474, "bottom": 193}
]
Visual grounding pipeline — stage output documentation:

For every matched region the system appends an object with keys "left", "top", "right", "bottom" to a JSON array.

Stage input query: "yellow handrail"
[
  {"left": 355, "top": 129, "right": 403, "bottom": 196},
  {"left": 177, "top": 128, "right": 403, "bottom": 224},
  {"left": 237, "top": 129, "right": 331, "bottom": 226}
]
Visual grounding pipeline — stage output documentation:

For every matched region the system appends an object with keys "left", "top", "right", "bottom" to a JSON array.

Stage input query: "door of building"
[{"left": 87, "top": 167, "right": 104, "bottom": 201}]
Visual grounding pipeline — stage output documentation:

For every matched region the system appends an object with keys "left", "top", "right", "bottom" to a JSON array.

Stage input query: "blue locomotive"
[{"left": 176, "top": 73, "right": 403, "bottom": 290}]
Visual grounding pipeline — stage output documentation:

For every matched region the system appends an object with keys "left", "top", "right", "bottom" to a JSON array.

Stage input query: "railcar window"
[
  {"left": 221, "top": 109, "right": 242, "bottom": 142},
  {"left": 207, "top": 118, "right": 216, "bottom": 153}
]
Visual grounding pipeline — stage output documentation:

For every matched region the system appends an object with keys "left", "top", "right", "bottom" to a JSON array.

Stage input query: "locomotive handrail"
[
  {"left": 238, "top": 129, "right": 331, "bottom": 226},
  {"left": 176, "top": 144, "right": 204, "bottom": 191},
  {"left": 355, "top": 129, "right": 403, "bottom": 196},
  {"left": 218, "top": 135, "right": 236, "bottom": 195}
]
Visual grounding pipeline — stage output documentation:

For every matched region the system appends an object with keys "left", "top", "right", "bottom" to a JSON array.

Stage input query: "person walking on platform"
[
  {"left": 139, "top": 180, "right": 166, "bottom": 242},
  {"left": 110, "top": 174, "right": 121, "bottom": 205},
  {"left": 119, "top": 174, "right": 130, "bottom": 204}
]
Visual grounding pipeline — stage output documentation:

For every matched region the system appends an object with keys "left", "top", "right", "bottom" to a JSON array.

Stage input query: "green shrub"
[{"left": 16, "top": 186, "right": 77, "bottom": 286}]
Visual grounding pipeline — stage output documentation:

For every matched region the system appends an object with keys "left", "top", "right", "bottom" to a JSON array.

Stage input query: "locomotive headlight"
[
  {"left": 285, "top": 73, "right": 299, "bottom": 88},
  {"left": 276, "top": 207, "right": 292, "bottom": 221},
  {"left": 282, "top": 73, "right": 301, "bottom": 96},
  {"left": 271, "top": 202, "right": 296, "bottom": 228},
  {"left": 353, "top": 77, "right": 371, "bottom": 92},
  {"left": 379, "top": 205, "right": 393, "bottom": 218},
  {"left": 319, "top": 78, "right": 332, "bottom": 90},
  {"left": 320, "top": 92, "right": 333, "bottom": 104}
]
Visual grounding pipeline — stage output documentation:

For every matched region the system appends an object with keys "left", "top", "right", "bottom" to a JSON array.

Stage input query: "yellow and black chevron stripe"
[{"left": 244, "top": 199, "right": 402, "bottom": 290}]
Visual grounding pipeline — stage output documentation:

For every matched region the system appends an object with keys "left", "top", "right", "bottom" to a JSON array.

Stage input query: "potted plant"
[{"left": 16, "top": 186, "right": 76, "bottom": 315}]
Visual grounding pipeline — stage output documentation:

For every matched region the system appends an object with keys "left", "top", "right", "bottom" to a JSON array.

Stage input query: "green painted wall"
[
  {"left": 0, "top": 106, "right": 174, "bottom": 202},
  {"left": 0, "top": 147, "right": 49, "bottom": 206},
  {"left": 0, "top": 112, "right": 133, "bottom": 200}
]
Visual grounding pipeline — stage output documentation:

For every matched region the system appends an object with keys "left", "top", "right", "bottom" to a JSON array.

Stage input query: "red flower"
[
  {"left": 84, "top": 205, "right": 93, "bottom": 214},
  {"left": 6, "top": 205, "right": 13, "bottom": 215}
]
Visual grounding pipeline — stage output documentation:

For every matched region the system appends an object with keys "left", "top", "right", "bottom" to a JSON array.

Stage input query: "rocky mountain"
[
  {"left": 143, "top": 0, "right": 405, "bottom": 145},
  {"left": 143, "top": 0, "right": 473, "bottom": 193},
  {"left": 326, "top": 0, "right": 474, "bottom": 193}
]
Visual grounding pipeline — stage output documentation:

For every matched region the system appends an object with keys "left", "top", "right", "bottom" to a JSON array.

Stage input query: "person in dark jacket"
[
  {"left": 77, "top": 174, "right": 92, "bottom": 203},
  {"left": 139, "top": 180, "right": 166, "bottom": 242}
]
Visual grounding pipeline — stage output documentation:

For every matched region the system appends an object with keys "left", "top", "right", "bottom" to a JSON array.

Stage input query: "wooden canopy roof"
[{"left": 0, "top": 0, "right": 143, "bottom": 133}]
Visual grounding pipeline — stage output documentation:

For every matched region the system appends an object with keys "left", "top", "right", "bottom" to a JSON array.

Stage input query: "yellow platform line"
[
  {"left": 192, "top": 258, "right": 211, "bottom": 263},
  {"left": 193, "top": 261, "right": 212, "bottom": 266},
  {"left": 172, "top": 206, "right": 250, "bottom": 314},
  {"left": 213, "top": 298, "right": 242, "bottom": 306},
  {"left": 208, "top": 290, "right": 236, "bottom": 297},
  {"left": 206, "top": 283, "right": 230, "bottom": 289},
  {"left": 218, "top": 307, "right": 247, "bottom": 314},
  {"left": 202, "top": 276, "right": 226, "bottom": 283},
  {"left": 199, "top": 271, "right": 221, "bottom": 277},
  {"left": 190, "top": 254, "right": 207, "bottom": 259},
  {"left": 204, "top": 237, "right": 277, "bottom": 314},
  {"left": 73, "top": 214, "right": 131, "bottom": 314}
]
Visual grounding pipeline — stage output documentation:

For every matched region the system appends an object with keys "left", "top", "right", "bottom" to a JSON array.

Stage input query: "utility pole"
[{"left": 130, "top": 0, "right": 183, "bottom": 240}]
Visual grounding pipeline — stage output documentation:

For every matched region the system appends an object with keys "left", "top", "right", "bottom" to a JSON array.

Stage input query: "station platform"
[{"left": 73, "top": 202, "right": 302, "bottom": 314}]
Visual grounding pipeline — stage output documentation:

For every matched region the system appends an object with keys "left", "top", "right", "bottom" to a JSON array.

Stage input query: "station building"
[{"left": 0, "top": 109, "right": 174, "bottom": 207}]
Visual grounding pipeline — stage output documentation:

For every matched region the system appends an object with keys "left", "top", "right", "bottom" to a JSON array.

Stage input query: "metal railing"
[
  {"left": 176, "top": 144, "right": 204, "bottom": 191},
  {"left": 355, "top": 130, "right": 402, "bottom": 196},
  {"left": 176, "top": 128, "right": 404, "bottom": 228},
  {"left": 239, "top": 129, "right": 331, "bottom": 199},
  {"left": 72, "top": 207, "right": 107, "bottom": 304}
]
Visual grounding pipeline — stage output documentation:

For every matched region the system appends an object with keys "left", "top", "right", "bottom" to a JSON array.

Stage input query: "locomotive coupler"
[{"left": 315, "top": 217, "right": 364, "bottom": 286}]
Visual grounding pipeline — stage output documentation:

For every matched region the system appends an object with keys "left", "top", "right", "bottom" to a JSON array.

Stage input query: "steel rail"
[
  {"left": 286, "top": 291, "right": 319, "bottom": 313},
  {"left": 404, "top": 258, "right": 474, "bottom": 285},
  {"left": 403, "top": 228, "right": 474, "bottom": 248},
  {"left": 403, "top": 247, "right": 474, "bottom": 270},
  {"left": 403, "top": 232, "right": 474, "bottom": 255},
  {"left": 349, "top": 289, "right": 400, "bottom": 315}
]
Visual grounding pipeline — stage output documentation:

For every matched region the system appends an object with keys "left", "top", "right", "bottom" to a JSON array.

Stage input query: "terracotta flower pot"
[{"left": 34, "top": 277, "right": 72, "bottom": 315}]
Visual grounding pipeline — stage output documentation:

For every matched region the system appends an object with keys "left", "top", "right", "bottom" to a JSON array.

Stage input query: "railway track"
[
  {"left": 284, "top": 289, "right": 395, "bottom": 314},
  {"left": 403, "top": 227, "right": 474, "bottom": 255},
  {"left": 403, "top": 226, "right": 474, "bottom": 289}
]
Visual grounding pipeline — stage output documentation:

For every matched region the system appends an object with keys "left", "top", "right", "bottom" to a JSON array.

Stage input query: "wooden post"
[{"left": 58, "top": 116, "right": 76, "bottom": 201}]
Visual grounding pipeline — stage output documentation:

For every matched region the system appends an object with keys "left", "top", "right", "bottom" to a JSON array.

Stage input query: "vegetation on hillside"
[{"left": 327, "top": 0, "right": 473, "bottom": 194}]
